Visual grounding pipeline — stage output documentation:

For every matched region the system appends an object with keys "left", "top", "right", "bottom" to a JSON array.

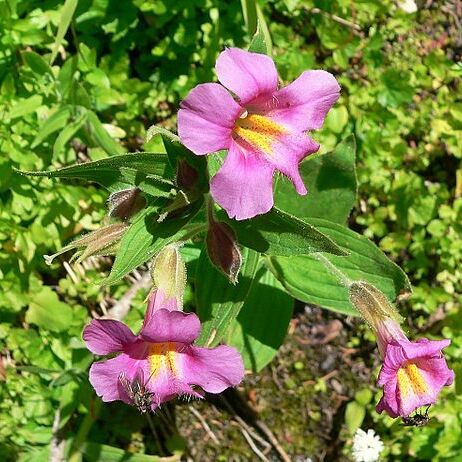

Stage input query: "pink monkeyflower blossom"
[
  {"left": 375, "top": 319, "right": 454, "bottom": 418},
  {"left": 349, "top": 281, "right": 454, "bottom": 419},
  {"left": 82, "top": 292, "right": 244, "bottom": 412},
  {"left": 178, "top": 47, "right": 340, "bottom": 220}
]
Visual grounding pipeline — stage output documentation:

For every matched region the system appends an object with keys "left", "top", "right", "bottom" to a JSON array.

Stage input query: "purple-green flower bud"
[
  {"left": 176, "top": 159, "right": 199, "bottom": 192},
  {"left": 108, "top": 188, "right": 146, "bottom": 221},
  {"left": 206, "top": 221, "right": 242, "bottom": 284}
]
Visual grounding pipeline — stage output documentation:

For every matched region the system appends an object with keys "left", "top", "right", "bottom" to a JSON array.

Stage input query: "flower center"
[
  {"left": 233, "top": 113, "right": 286, "bottom": 155},
  {"left": 148, "top": 342, "right": 177, "bottom": 379},
  {"left": 397, "top": 363, "right": 428, "bottom": 397}
]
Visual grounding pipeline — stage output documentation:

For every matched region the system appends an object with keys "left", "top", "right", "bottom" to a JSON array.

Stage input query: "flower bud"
[
  {"left": 176, "top": 159, "right": 199, "bottom": 192},
  {"left": 44, "top": 223, "right": 128, "bottom": 265},
  {"left": 108, "top": 188, "right": 146, "bottom": 221},
  {"left": 349, "top": 281, "right": 403, "bottom": 333},
  {"left": 150, "top": 245, "right": 186, "bottom": 308},
  {"left": 206, "top": 221, "right": 242, "bottom": 284}
]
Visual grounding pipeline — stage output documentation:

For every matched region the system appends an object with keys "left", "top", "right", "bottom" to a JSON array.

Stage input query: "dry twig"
[
  {"left": 106, "top": 272, "right": 151, "bottom": 321},
  {"left": 240, "top": 428, "right": 270, "bottom": 462},
  {"left": 189, "top": 406, "right": 220, "bottom": 444}
]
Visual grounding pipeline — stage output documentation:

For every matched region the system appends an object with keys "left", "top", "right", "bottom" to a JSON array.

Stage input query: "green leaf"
[
  {"left": 22, "top": 51, "right": 54, "bottom": 77},
  {"left": 50, "top": 0, "right": 78, "bottom": 65},
  {"left": 17, "top": 152, "right": 172, "bottom": 192},
  {"left": 53, "top": 107, "right": 88, "bottom": 157},
  {"left": 85, "top": 111, "right": 125, "bottom": 155},
  {"left": 241, "top": 0, "right": 258, "bottom": 37},
  {"left": 275, "top": 136, "right": 357, "bottom": 224},
  {"left": 268, "top": 218, "right": 411, "bottom": 315},
  {"left": 248, "top": 14, "right": 272, "bottom": 55},
  {"left": 219, "top": 207, "right": 348, "bottom": 257},
  {"left": 9, "top": 95, "right": 42, "bottom": 119},
  {"left": 145, "top": 124, "right": 180, "bottom": 144},
  {"left": 25, "top": 286, "right": 73, "bottom": 332},
  {"left": 79, "top": 442, "right": 169, "bottom": 461},
  {"left": 103, "top": 201, "right": 203, "bottom": 285},
  {"left": 32, "top": 105, "right": 72, "bottom": 148},
  {"left": 345, "top": 401, "right": 366, "bottom": 434},
  {"left": 227, "top": 267, "right": 293, "bottom": 372},
  {"left": 196, "top": 247, "right": 260, "bottom": 346},
  {"left": 119, "top": 168, "right": 174, "bottom": 198}
]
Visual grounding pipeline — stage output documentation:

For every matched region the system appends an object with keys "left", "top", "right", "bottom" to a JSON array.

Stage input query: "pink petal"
[
  {"left": 83, "top": 319, "right": 136, "bottom": 355},
  {"left": 376, "top": 338, "right": 454, "bottom": 418},
  {"left": 147, "top": 371, "right": 203, "bottom": 405},
  {"left": 251, "top": 70, "right": 340, "bottom": 132},
  {"left": 140, "top": 309, "right": 200, "bottom": 344},
  {"left": 403, "top": 338, "right": 451, "bottom": 360},
  {"left": 181, "top": 345, "right": 244, "bottom": 393},
  {"left": 89, "top": 354, "right": 145, "bottom": 403},
  {"left": 178, "top": 83, "right": 242, "bottom": 155},
  {"left": 216, "top": 48, "right": 278, "bottom": 105},
  {"left": 210, "top": 140, "right": 275, "bottom": 220},
  {"left": 143, "top": 290, "right": 179, "bottom": 330},
  {"left": 376, "top": 375, "right": 400, "bottom": 418},
  {"left": 267, "top": 133, "right": 319, "bottom": 194}
]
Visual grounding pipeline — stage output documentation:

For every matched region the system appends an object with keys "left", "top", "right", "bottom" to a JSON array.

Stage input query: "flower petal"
[
  {"left": 180, "top": 344, "right": 244, "bottom": 393},
  {"left": 140, "top": 309, "right": 201, "bottom": 344},
  {"left": 267, "top": 133, "right": 319, "bottom": 194},
  {"left": 89, "top": 354, "right": 145, "bottom": 403},
  {"left": 83, "top": 319, "right": 136, "bottom": 355},
  {"left": 143, "top": 290, "right": 179, "bottom": 330},
  {"left": 403, "top": 338, "right": 451, "bottom": 360},
  {"left": 216, "top": 48, "right": 278, "bottom": 105},
  {"left": 210, "top": 140, "right": 275, "bottom": 220},
  {"left": 251, "top": 70, "right": 340, "bottom": 132},
  {"left": 178, "top": 83, "right": 242, "bottom": 155}
]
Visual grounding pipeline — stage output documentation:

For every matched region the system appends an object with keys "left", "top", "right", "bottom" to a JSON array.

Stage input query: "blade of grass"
[{"left": 50, "top": 0, "right": 79, "bottom": 65}]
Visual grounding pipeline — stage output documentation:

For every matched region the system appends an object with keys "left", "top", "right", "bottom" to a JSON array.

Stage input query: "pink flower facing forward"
[
  {"left": 178, "top": 48, "right": 340, "bottom": 220},
  {"left": 375, "top": 319, "right": 454, "bottom": 418},
  {"left": 82, "top": 293, "right": 244, "bottom": 412}
]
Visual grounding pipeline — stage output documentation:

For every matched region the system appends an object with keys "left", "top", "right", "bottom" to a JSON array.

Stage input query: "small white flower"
[
  {"left": 397, "top": 0, "right": 418, "bottom": 13},
  {"left": 352, "top": 428, "right": 384, "bottom": 462}
]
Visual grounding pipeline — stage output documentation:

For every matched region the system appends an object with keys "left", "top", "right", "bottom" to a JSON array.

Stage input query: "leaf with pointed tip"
[
  {"left": 102, "top": 200, "right": 203, "bottom": 285},
  {"left": 267, "top": 218, "right": 411, "bottom": 315},
  {"left": 219, "top": 207, "right": 348, "bottom": 257},
  {"left": 17, "top": 152, "right": 172, "bottom": 192}
]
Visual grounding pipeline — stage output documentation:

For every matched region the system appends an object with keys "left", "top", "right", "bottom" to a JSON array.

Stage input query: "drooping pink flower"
[
  {"left": 177, "top": 48, "right": 340, "bottom": 220},
  {"left": 349, "top": 281, "right": 454, "bottom": 419},
  {"left": 83, "top": 298, "right": 244, "bottom": 411},
  {"left": 375, "top": 319, "right": 454, "bottom": 418}
]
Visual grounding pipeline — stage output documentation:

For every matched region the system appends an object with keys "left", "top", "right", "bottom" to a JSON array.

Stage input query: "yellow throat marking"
[
  {"left": 148, "top": 342, "right": 177, "bottom": 378},
  {"left": 397, "top": 363, "right": 428, "bottom": 398},
  {"left": 233, "top": 113, "right": 286, "bottom": 155}
]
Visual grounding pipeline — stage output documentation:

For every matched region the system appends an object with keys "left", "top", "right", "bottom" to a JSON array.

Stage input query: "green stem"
[
  {"left": 146, "top": 413, "right": 165, "bottom": 456},
  {"left": 68, "top": 398, "right": 102, "bottom": 462}
]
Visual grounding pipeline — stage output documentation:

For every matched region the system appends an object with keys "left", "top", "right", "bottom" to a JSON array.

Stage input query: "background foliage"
[{"left": 1, "top": 0, "right": 461, "bottom": 460}]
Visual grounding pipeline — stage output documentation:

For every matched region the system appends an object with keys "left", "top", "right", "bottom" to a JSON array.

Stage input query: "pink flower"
[
  {"left": 82, "top": 294, "right": 244, "bottom": 412},
  {"left": 178, "top": 48, "right": 340, "bottom": 220},
  {"left": 375, "top": 319, "right": 454, "bottom": 418}
]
